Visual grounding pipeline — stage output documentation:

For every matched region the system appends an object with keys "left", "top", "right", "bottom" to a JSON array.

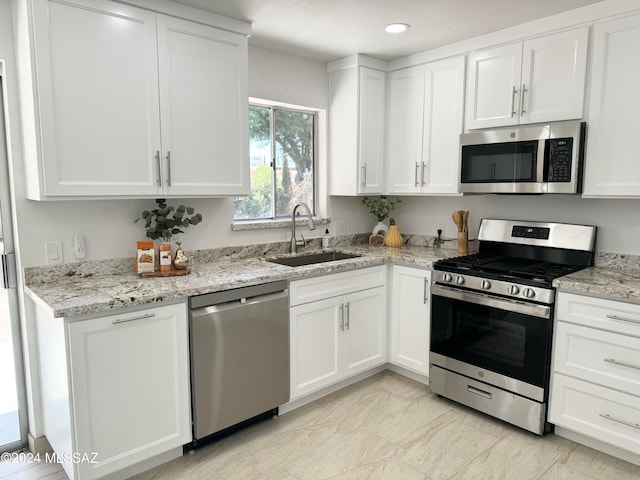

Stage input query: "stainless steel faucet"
[{"left": 290, "top": 203, "right": 315, "bottom": 253}]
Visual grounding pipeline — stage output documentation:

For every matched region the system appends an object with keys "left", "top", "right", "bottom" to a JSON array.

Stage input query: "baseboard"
[
  {"left": 385, "top": 363, "right": 430, "bottom": 386},
  {"left": 28, "top": 434, "right": 52, "bottom": 455},
  {"left": 554, "top": 426, "right": 640, "bottom": 467},
  {"left": 280, "top": 365, "right": 387, "bottom": 415}
]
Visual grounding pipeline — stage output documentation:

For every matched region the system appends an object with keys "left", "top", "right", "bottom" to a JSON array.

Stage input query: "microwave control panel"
[{"left": 547, "top": 138, "right": 573, "bottom": 182}]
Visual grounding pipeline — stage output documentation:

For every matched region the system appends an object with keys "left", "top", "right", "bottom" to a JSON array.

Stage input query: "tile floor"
[{"left": 1, "top": 371, "right": 639, "bottom": 479}]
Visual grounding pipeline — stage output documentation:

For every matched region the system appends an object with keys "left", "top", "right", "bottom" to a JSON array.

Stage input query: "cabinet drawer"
[
  {"left": 554, "top": 321, "right": 640, "bottom": 395},
  {"left": 556, "top": 292, "right": 640, "bottom": 337},
  {"left": 549, "top": 374, "right": 640, "bottom": 454},
  {"left": 289, "top": 266, "right": 386, "bottom": 306}
]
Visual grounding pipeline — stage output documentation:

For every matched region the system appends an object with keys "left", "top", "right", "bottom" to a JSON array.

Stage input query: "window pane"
[
  {"left": 274, "top": 109, "right": 314, "bottom": 217},
  {"left": 233, "top": 105, "right": 273, "bottom": 219}
]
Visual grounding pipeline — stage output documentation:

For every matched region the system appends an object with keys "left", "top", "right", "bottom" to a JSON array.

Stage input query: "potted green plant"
[
  {"left": 135, "top": 199, "right": 203, "bottom": 271},
  {"left": 362, "top": 196, "right": 401, "bottom": 235}
]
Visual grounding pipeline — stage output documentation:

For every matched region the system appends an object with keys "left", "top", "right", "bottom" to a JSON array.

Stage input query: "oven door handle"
[{"left": 431, "top": 285, "right": 551, "bottom": 319}]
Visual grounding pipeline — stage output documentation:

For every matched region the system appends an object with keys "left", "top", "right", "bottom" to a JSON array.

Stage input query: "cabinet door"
[
  {"left": 358, "top": 67, "right": 386, "bottom": 194},
  {"left": 31, "top": 0, "right": 161, "bottom": 197},
  {"left": 157, "top": 15, "right": 249, "bottom": 196},
  {"left": 390, "top": 266, "right": 431, "bottom": 375},
  {"left": 342, "top": 286, "right": 387, "bottom": 376},
  {"left": 387, "top": 66, "right": 426, "bottom": 194},
  {"left": 520, "top": 28, "right": 588, "bottom": 125},
  {"left": 422, "top": 56, "right": 465, "bottom": 195},
  {"left": 68, "top": 303, "right": 191, "bottom": 480},
  {"left": 583, "top": 14, "right": 640, "bottom": 197},
  {"left": 465, "top": 43, "right": 522, "bottom": 130},
  {"left": 290, "top": 297, "right": 342, "bottom": 399}
]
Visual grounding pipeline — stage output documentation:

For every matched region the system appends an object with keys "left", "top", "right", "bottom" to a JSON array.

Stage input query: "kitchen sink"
[{"left": 267, "top": 251, "right": 362, "bottom": 267}]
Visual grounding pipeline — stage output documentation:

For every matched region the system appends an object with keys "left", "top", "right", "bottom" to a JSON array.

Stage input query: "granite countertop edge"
[
  {"left": 25, "top": 244, "right": 449, "bottom": 319},
  {"left": 25, "top": 243, "right": 640, "bottom": 318}
]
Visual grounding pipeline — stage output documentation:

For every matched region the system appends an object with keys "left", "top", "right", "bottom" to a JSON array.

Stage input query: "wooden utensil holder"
[{"left": 457, "top": 231, "right": 468, "bottom": 255}]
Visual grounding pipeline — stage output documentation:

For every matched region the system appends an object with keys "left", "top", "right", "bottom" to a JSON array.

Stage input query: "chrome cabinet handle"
[
  {"left": 606, "top": 314, "right": 640, "bottom": 325},
  {"left": 520, "top": 84, "right": 528, "bottom": 116},
  {"left": 511, "top": 86, "right": 519, "bottom": 117},
  {"left": 112, "top": 313, "right": 156, "bottom": 325},
  {"left": 604, "top": 358, "right": 640, "bottom": 371},
  {"left": 423, "top": 276, "right": 429, "bottom": 304},
  {"left": 361, "top": 164, "right": 367, "bottom": 188},
  {"left": 421, "top": 162, "right": 426, "bottom": 186},
  {"left": 339, "top": 304, "right": 344, "bottom": 331},
  {"left": 345, "top": 302, "right": 350, "bottom": 330},
  {"left": 414, "top": 162, "right": 420, "bottom": 187},
  {"left": 155, "top": 151, "right": 162, "bottom": 186},
  {"left": 599, "top": 413, "right": 640, "bottom": 430},
  {"left": 467, "top": 385, "right": 492, "bottom": 399},
  {"left": 166, "top": 151, "right": 172, "bottom": 187}
]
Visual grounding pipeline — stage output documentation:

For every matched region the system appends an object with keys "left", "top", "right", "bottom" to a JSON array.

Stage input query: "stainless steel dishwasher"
[{"left": 189, "top": 280, "right": 289, "bottom": 444}]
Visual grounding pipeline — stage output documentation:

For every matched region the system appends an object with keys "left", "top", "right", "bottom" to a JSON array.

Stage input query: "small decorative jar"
[
  {"left": 158, "top": 243, "right": 173, "bottom": 272},
  {"left": 385, "top": 218, "right": 403, "bottom": 248}
]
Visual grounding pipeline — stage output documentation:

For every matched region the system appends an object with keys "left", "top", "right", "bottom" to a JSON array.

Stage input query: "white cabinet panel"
[
  {"left": 157, "top": 15, "right": 248, "bottom": 195},
  {"left": 390, "top": 266, "right": 430, "bottom": 375},
  {"left": 387, "top": 56, "right": 465, "bottom": 195},
  {"left": 583, "top": 14, "right": 640, "bottom": 197},
  {"left": 465, "top": 28, "right": 588, "bottom": 130}
]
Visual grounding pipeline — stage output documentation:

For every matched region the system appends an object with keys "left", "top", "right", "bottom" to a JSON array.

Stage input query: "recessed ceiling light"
[{"left": 384, "top": 23, "right": 410, "bottom": 34}]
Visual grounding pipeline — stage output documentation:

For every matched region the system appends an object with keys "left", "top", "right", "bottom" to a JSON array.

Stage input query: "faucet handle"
[{"left": 296, "top": 233, "right": 306, "bottom": 247}]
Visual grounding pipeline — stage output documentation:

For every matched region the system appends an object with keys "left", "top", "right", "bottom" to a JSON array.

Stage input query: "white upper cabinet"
[
  {"left": 465, "top": 27, "right": 588, "bottom": 130},
  {"left": 14, "top": 0, "right": 249, "bottom": 199},
  {"left": 328, "top": 56, "right": 386, "bottom": 195},
  {"left": 387, "top": 56, "right": 465, "bottom": 195},
  {"left": 583, "top": 13, "right": 640, "bottom": 197}
]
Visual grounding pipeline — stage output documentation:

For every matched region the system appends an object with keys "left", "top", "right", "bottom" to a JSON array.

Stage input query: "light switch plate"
[{"left": 45, "top": 241, "right": 63, "bottom": 265}]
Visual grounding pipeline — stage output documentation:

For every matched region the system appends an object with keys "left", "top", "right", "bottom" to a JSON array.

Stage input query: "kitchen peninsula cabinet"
[
  {"left": 583, "top": 13, "right": 640, "bottom": 197},
  {"left": 389, "top": 266, "right": 431, "bottom": 376},
  {"left": 35, "top": 301, "right": 191, "bottom": 480},
  {"left": 289, "top": 267, "right": 387, "bottom": 399},
  {"left": 387, "top": 56, "right": 465, "bottom": 195},
  {"left": 328, "top": 55, "right": 386, "bottom": 195},
  {"left": 14, "top": 0, "right": 249, "bottom": 199},
  {"left": 465, "top": 27, "right": 588, "bottom": 130},
  {"left": 549, "top": 292, "right": 640, "bottom": 463}
]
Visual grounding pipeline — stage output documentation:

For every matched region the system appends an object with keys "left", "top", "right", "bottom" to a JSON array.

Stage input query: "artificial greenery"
[
  {"left": 135, "top": 199, "right": 203, "bottom": 242},
  {"left": 361, "top": 196, "right": 401, "bottom": 222}
]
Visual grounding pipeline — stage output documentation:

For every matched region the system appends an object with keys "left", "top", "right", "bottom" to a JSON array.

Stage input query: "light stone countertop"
[
  {"left": 24, "top": 244, "right": 453, "bottom": 319},
  {"left": 553, "top": 266, "right": 640, "bottom": 305}
]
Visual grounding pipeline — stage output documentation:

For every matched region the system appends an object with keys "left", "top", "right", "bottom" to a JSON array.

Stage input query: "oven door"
[{"left": 430, "top": 284, "right": 552, "bottom": 401}]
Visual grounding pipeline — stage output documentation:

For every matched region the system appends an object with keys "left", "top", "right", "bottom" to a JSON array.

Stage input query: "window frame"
[{"left": 234, "top": 101, "right": 318, "bottom": 221}]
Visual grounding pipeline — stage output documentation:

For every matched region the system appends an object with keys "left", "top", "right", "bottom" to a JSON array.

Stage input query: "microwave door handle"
[{"left": 431, "top": 284, "right": 551, "bottom": 319}]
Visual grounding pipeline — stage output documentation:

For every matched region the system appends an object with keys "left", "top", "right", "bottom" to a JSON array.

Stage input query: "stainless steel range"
[{"left": 430, "top": 218, "right": 597, "bottom": 435}]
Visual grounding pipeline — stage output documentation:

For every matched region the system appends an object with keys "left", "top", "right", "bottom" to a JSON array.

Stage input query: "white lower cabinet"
[
  {"left": 550, "top": 292, "right": 640, "bottom": 458},
  {"left": 389, "top": 266, "right": 431, "bottom": 376},
  {"left": 36, "top": 302, "right": 191, "bottom": 480},
  {"left": 289, "top": 267, "right": 387, "bottom": 399}
]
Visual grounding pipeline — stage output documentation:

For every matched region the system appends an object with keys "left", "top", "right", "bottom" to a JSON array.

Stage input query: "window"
[{"left": 233, "top": 103, "right": 316, "bottom": 220}]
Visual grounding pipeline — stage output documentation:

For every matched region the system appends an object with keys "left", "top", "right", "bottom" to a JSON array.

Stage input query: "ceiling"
[{"left": 175, "top": 0, "right": 603, "bottom": 62}]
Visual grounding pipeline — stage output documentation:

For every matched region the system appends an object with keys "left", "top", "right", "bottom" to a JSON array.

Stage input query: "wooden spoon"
[{"left": 452, "top": 211, "right": 462, "bottom": 232}]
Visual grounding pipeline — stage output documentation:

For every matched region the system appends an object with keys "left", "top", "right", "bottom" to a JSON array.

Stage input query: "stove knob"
[
  {"left": 480, "top": 280, "right": 491, "bottom": 290},
  {"left": 455, "top": 275, "right": 465, "bottom": 285},
  {"left": 442, "top": 273, "right": 453, "bottom": 283},
  {"left": 508, "top": 285, "right": 520, "bottom": 295},
  {"left": 523, "top": 288, "right": 536, "bottom": 299}
]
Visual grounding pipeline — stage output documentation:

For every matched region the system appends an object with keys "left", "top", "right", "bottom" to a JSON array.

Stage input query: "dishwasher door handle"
[{"left": 191, "top": 289, "right": 288, "bottom": 316}]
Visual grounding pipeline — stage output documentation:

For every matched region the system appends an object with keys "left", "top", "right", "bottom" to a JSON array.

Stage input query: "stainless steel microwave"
[{"left": 459, "top": 121, "right": 586, "bottom": 194}]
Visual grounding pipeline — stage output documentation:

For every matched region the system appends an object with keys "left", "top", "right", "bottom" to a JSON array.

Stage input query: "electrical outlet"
[
  {"left": 334, "top": 219, "right": 346, "bottom": 235},
  {"left": 436, "top": 219, "right": 446, "bottom": 238}
]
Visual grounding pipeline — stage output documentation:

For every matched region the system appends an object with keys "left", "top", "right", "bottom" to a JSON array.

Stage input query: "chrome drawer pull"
[
  {"left": 605, "top": 314, "right": 640, "bottom": 325},
  {"left": 604, "top": 358, "right": 640, "bottom": 371},
  {"left": 339, "top": 304, "right": 344, "bottom": 332},
  {"left": 112, "top": 313, "right": 156, "bottom": 325},
  {"left": 467, "top": 385, "right": 492, "bottom": 399},
  {"left": 345, "top": 302, "right": 350, "bottom": 330},
  {"left": 599, "top": 413, "right": 640, "bottom": 430}
]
